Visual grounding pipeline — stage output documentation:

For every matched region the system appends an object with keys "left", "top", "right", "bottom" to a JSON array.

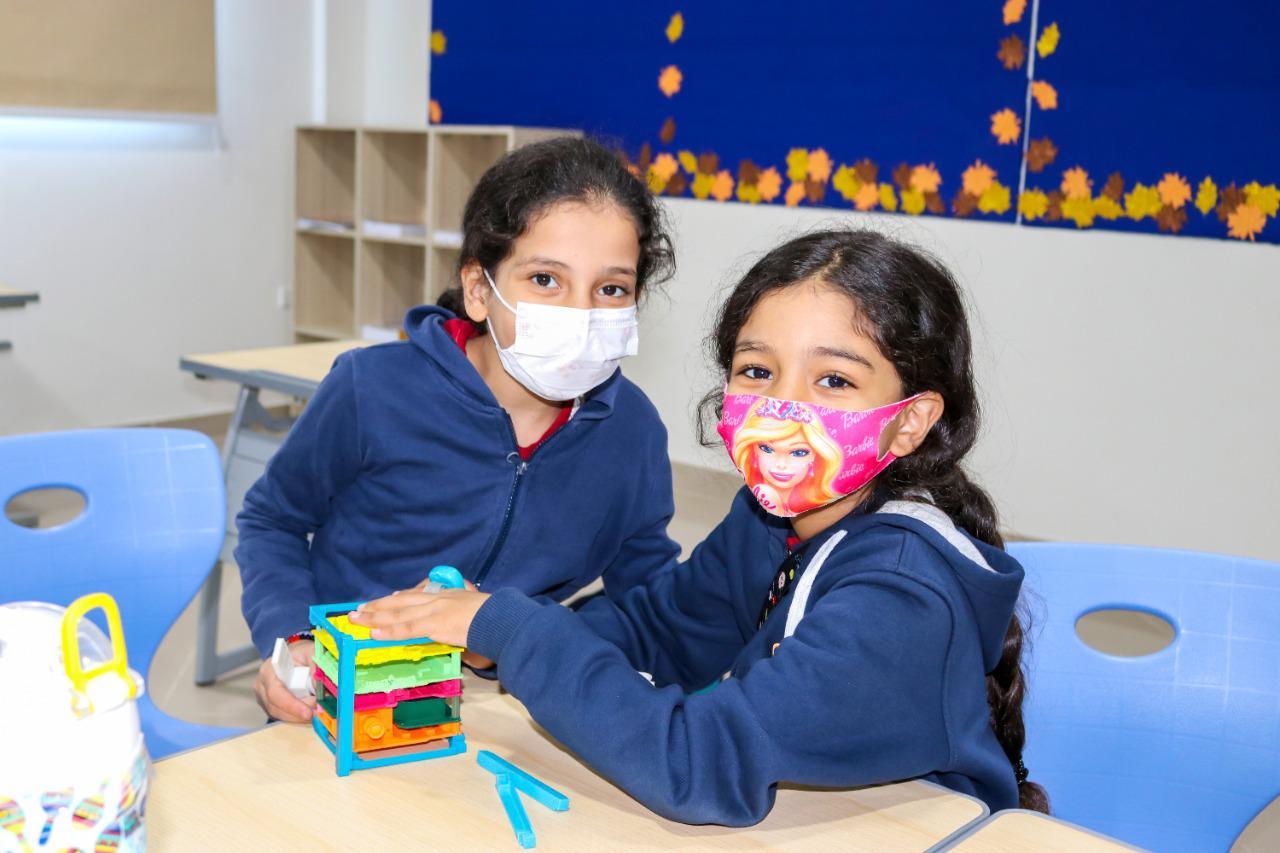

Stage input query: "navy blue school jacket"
[
  {"left": 236, "top": 305, "right": 680, "bottom": 657},
  {"left": 468, "top": 490, "right": 1025, "bottom": 824}
]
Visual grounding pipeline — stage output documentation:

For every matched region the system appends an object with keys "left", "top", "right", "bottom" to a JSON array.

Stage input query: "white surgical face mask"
[{"left": 484, "top": 270, "right": 639, "bottom": 401}]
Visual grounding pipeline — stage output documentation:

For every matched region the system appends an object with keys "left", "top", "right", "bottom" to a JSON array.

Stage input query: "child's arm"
[
  {"left": 597, "top": 444, "right": 681, "bottom": 598},
  {"left": 236, "top": 353, "right": 364, "bottom": 657},
  {"left": 468, "top": 570, "right": 951, "bottom": 826},
  {"left": 573, "top": 493, "right": 763, "bottom": 691}
]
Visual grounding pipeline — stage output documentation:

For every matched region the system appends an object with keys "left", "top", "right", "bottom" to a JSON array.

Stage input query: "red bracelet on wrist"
[{"left": 286, "top": 631, "right": 314, "bottom": 645}]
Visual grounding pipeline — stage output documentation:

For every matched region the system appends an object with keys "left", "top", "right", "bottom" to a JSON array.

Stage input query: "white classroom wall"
[
  {"left": 0, "top": 0, "right": 430, "bottom": 437},
  {"left": 0, "top": 0, "right": 314, "bottom": 433},
  {"left": 1, "top": 4, "right": 1277, "bottom": 561}
]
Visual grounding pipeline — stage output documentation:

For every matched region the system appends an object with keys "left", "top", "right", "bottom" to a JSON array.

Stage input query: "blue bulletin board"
[{"left": 430, "top": 1, "right": 1280, "bottom": 244}]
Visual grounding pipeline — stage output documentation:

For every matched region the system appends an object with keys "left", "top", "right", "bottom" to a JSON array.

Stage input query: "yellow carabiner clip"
[{"left": 61, "top": 592, "right": 136, "bottom": 715}]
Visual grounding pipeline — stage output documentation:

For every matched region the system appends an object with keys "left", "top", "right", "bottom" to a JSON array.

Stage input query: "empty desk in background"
[
  {"left": 179, "top": 339, "right": 372, "bottom": 683},
  {"left": 0, "top": 286, "right": 39, "bottom": 352},
  {"left": 940, "top": 809, "right": 1140, "bottom": 852},
  {"left": 150, "top": 673, "right": 990, "bottom": 851}
]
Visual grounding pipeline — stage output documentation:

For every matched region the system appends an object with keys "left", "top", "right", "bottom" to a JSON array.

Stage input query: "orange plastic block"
[{"left": 315, "top": 705, "right": 462, "bottom": 754}]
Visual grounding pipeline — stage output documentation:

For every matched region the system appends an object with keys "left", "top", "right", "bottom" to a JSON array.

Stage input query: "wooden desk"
[
  {"left": 179, "top": 340, "right": 373, "bottom": 683},
  {"left": 151, "top": 675, "right": 988, "bottom": 851},
  {"left": 180, "top": 339, "right": 372, "bottom": 398},
  {"left": 943, "top": 810, "right": 1140, "bottom": 852},
  {"left": 0, "top": 286, "right": 39, "bottom": 352}
]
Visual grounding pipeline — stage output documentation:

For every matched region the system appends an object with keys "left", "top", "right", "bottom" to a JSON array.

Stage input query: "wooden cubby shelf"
[{"left": 292, "top": 124, "right": 577, "bottom": 342}]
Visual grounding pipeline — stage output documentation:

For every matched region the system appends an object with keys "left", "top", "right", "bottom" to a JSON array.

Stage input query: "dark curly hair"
[
  {"left": 437, "top": 136, "right": 675, "bottom": 321},
  {"left": 697, "top": 229, "right": 1049, "bottom": 814}
]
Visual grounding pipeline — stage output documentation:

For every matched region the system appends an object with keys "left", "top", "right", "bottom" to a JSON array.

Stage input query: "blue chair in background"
[
  {"left": 1008, "top": 541, "right": 1280, "bottom": 852},
  {"left": 0, "top": 428, "right": 246, "bottom": 758}
]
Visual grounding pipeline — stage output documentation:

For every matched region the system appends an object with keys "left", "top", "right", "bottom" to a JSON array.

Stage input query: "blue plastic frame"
[{"left": 309, "top": 593, "right": 468, "bottom": 776}]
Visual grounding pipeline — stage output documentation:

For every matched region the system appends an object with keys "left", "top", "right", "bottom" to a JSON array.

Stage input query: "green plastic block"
[
  {"left": 315, "top": 678, "right": 338, "bottom": 717},
  {"left": 393, "top": 695, "right": 461, "bottom": 729},
  {"left": 313, "top": 641, "right": 461, "bottom": 693}
]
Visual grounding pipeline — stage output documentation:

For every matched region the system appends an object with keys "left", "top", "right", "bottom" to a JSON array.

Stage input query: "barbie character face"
[
  {"left": 729, "top": 400, "right": 843, "bottom": 516},
  {"left": 755, "top": 435, "right": 812, "bottom": 489}
]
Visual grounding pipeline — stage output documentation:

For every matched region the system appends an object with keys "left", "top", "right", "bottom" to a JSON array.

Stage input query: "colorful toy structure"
[{"left": 309, "top": 566, "right": 468, "bottom": 776}]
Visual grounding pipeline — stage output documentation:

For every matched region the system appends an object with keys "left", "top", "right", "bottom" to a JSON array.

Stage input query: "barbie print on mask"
[{"left": 729, "top": 399, "right": 841, "bottom": 515}]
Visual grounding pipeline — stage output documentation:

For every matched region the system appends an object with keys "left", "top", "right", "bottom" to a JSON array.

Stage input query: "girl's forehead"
[
  {"left": 741, "top": 283, "right": 868, "bottom": 345},
  {"left": 520, "top": 200, "right": 637, "bottom": 248}
]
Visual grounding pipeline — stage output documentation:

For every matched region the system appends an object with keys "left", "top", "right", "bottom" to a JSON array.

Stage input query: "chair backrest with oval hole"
[
  {"left": 0, "top": 429, "right": 225, "bottom": 713},
  {"left": 1008, "top": 541, "right": 1280, "bottom": 852}
]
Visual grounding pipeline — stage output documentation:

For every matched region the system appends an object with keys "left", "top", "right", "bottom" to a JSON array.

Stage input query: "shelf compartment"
[
  {"left": 296, "top": 128, "right": 357, "bottom": 225},
  {"left": 428, "top": 246, "right": 462, "bottom": 305},
  {"left": 361, "top": 130, "right": 428, "bottom": 228},
  {"left": 295, "top": 232, "right": 355, "bottom": 338},
  {"left": 429, "top": 131, "right": 511, "bottom": 234},
  {"left": 360, "top": 240, "right": 426, "bottom": 329}
]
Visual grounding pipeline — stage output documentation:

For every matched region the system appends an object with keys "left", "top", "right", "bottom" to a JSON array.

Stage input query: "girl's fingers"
[
  {"left": 356, "top": 589, "right": 436, "bottom": 615},
  {"left": 370, "top": 618, "right": 437, "bottom": 641}
]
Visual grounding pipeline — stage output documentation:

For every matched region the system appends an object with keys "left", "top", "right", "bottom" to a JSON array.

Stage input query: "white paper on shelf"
[
  {"left": 363, "top": 220, "right": 427, "bottom": 239},
  {"left": 432, "top": 229, "right": 464, "bottom": 249},
  {"left": 297, "top": 217, "right": 355, "bottom": 232}
]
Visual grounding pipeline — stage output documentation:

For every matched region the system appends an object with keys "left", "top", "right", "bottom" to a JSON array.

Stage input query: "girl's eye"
[
  {"left": 531, "top": 273, "right": 558, "bottom": 289},
  {"left": 758, "top": 443, "right": 774, "bottom": 454},
  {"left": 739, "top": 365, "right": 772, "bottom": 381},
  {"left": 790, "top": 449, "right": 810, "bottom": 458},
  {"left": 599, "top": 283, "right": 630, "bottom": 298},
  {"left": 817, "top": 374, "right": 852, "bottom": 389}
]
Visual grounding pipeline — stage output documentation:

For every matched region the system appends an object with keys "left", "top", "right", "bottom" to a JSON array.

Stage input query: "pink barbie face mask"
[{"left": 717, "top": 392, "right": 922, "bottom": 517}]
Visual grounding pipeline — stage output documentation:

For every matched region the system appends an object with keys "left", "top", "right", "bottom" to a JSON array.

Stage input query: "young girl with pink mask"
[{"left": 350, "top": 230, "right": 1049, "bottom": 824}]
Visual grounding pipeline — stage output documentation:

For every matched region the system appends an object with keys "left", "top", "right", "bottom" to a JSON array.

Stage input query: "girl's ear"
[
  {"left": 460, "top": 260, "right": 490, "bottom": 324},
  {"left": 886, "top": 392, "right": 944, "bottom": 459}
]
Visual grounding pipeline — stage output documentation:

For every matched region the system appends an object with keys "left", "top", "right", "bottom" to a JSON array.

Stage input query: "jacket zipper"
[{"left": 472, "top": 413, "right": 574, "bottom": 589}]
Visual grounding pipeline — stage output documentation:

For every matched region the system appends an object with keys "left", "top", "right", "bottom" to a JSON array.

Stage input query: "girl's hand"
[
  {"left": 348, "top": 588, "right": 490, "bottom": 649},
  {"left": 253, "top": 640, "right": 316, "bottom": 723}
]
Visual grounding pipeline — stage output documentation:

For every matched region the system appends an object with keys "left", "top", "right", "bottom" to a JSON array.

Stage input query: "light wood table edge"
[{"left": 932, "top": 808, "right": 1147, "bottom": 852}]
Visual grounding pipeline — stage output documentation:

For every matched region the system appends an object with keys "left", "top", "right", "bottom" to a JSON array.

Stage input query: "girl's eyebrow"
[
  {"left": 512, "top": 256, "right": 637, "bottom": 278},
  {"left": 735, "top": 339, "right": 771, "bottom": 354},
  {"left": 512, "top": 255, "right": 570, "bottom": 270},
  {"left": 811, "top": 345, "right": 874, "bottom": 370}
]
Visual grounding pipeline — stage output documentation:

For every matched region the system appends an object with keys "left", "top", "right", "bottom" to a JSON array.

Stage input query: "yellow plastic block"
[{"left": 314, "top": 613, "right": 462, "bottom": 665}]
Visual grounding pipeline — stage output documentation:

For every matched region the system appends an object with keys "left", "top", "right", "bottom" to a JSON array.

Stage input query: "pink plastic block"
[{"left": 313, "top": 669, "right": 462, "bottom": 711}]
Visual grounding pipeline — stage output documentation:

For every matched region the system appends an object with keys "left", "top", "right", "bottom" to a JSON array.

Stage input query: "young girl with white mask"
[{"left": 238, "top": 137, "right": 680, "bottom": 723}]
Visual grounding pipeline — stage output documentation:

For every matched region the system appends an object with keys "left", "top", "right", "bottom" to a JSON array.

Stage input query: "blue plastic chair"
[
  {"left": 1008, "top": 541, "right": 1280, "bottom": 852},
  {"left": 0, "top": 428, "right": 245, "bottom": 758}
]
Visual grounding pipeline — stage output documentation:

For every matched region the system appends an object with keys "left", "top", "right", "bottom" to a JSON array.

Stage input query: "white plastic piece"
[{"left": 271, "top": 637, "right": 313, "bottom": 699}]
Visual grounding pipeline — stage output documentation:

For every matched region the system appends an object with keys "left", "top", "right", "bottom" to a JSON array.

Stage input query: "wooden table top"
[
  {"left": 150, "top": 675, "right": 988, "bottom": 851},
  {"left": 946, "top": 809, "right": 1139, "bottom": 852},
  {"left": 179, "top": 339, "right": 374, "bottom": 397},
  {"left": 181, "top": 339, "right": 372, "bottom": 384}
]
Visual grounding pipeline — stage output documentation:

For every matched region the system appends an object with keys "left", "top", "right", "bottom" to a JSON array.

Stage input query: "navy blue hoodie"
[
  {"left": 468, "top": 490, "right": 1025, "bottom": 824},
  {"left": 236, "top": 306, "right": 680, "bottom": 657}
]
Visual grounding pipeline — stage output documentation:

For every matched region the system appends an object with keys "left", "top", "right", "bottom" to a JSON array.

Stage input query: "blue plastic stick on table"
[
  {"left": 477, "top": 750, "right": 570, "bottom": 811},
  {"left": 495, "top": 774, "right": 536, "bottom": 849}
]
